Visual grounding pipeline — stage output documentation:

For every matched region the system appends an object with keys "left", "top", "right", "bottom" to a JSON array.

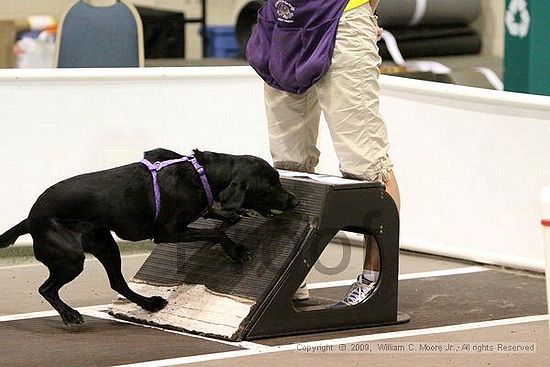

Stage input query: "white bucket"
[{"left": 540, "top": 185, "right": 550, "bottom": 336}]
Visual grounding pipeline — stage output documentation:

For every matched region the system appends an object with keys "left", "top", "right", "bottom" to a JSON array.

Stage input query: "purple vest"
[{"left": 247, "top": 0, "right": 348, "bottom": 94}]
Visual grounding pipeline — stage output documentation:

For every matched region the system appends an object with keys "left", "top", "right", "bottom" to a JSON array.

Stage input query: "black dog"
[{"left": 0, "top": 149, "right": 298, "bottom": 325}]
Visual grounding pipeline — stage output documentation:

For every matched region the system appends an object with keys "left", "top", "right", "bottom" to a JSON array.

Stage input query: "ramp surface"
[{"left": 110, "top": 215, "right": 312, "bottom": 339}]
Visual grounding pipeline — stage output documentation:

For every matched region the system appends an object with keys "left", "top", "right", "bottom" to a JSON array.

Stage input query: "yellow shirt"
[{"left": 344, "top": 0, "right": 370, "bottom": 12}]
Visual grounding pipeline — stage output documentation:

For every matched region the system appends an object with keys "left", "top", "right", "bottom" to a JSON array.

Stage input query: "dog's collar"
[{"left": 141, "top": 155, "right": 214, "bottom": 222}]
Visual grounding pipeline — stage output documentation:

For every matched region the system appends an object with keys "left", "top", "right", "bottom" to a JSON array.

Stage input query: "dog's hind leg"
[
  {"left": 39, "top": 272, "right": 84, "bottom": 325},
  {"left": 83, "top": 229, "right": 167, "bottom": 312},
  {"left": 32, "top": 221, "right": 86, "bottom": 325}
]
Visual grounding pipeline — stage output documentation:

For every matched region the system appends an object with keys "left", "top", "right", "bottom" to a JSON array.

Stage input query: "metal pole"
[
  {"left": 541, "top": 185, "right": 550, "bottom": 339},
  {"left": 202, "top": 0, "right": 207, "bottom": 58}
]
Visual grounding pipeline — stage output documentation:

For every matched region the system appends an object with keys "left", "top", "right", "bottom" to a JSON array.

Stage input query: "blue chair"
[{"left": 55, "top": 0, "right": 144, "bottom": 67}]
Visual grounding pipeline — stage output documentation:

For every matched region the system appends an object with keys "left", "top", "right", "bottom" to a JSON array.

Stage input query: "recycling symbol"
[{"left": 505, "top": 0, "right": 530, "bottom": 38}]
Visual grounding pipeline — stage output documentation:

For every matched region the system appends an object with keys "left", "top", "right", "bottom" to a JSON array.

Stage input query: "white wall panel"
[{"left": 1, "top": 66, "right": 549, "bottom": 271}]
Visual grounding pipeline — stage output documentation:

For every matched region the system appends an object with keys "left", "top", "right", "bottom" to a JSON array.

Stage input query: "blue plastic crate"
[{"left": 202, "top": 26, "right": 240, "bottom": 58}]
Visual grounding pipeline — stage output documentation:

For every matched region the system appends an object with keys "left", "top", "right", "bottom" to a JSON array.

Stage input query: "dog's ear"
[
  {"left": 144, "top": 148, "right": 179, "bottom": 162},
  {"left": 219, "top": 179, "right": 247, "bottom": 210}
]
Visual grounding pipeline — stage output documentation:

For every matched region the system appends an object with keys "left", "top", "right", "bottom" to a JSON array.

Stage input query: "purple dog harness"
[
  {"left": 247, "top": 0, "right": 348, "bottom": 94},
  {"left": 141, "top": 155, "right": 214, "bottom": 222}
]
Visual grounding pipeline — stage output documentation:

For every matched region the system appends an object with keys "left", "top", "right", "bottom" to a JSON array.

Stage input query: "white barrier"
[
  {"left": 541, "top": 186, "right": 550, "bottom": 333},
  {"left": 380, "top": 76, "right": 550, "bottom": 272},
  {"left": 1, "top": 66, "right": 550, "bottom": 272}
]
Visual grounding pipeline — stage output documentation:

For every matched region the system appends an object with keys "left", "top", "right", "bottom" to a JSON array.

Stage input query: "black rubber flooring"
[
  {"left": 260, "top": 270, "right": 547, "bottom": 346},
  {"left": 0, "top": 270, "right": 545, "bottom": 366},
  {"left": 0, "top": 316, "right": 240, "bottom": 367}
]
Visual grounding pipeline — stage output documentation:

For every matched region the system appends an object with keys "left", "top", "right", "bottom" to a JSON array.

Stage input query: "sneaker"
[
  {"left": 340, "top": 275, "right": 376, "bottom": 306},
  {"left": 293, "top": 282, "right": 310, "bottom": 301}
]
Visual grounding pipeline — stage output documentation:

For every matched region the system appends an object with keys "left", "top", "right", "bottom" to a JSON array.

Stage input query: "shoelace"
[{"left": 343, "top": 276, "right": 375, "bottom": 305}]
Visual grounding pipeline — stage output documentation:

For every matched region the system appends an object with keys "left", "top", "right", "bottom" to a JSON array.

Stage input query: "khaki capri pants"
[{"left": 264, "top": 3, "right": 393, "bottom": 182}]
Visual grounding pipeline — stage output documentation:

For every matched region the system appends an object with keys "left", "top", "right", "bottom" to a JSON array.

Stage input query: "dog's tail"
[{"left": 0, "top": 220, "right": 29, "bottom": 248}]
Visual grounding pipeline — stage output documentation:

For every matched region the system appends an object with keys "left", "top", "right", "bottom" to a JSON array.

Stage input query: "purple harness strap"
[{"left": 141, "top": 155, "right": 214, "bottom": 222}]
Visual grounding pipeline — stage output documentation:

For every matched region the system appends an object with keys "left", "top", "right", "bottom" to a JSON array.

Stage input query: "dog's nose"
[{"left": 287, "top": 193, "right": 300, "bottom": 209}]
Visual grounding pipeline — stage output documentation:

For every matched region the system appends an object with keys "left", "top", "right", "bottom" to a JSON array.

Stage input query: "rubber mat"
[
  {"left": 379, "top": 33, "right": 481, "bottom": 60},
  {"left": 0, "top": 316, "right": 240, "bottom": 367},
  {"left": 260, "top": 270, "right": 548, "bottom": 345},
  {"left": 377, "top": 0, "right": 480, "bottom": 28},
  {"left": 382, "top": 25, "right": 477, "bottom": 42},
  {"left": 132, "top": 216, "right": 311, "bottom": 298}
]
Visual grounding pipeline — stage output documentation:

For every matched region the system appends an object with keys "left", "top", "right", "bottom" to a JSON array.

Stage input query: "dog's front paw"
[
  {"left": 230, "top": 245, "right": 252, "bottom": 263},
  {"left": 225, "top": 212, "right": 241, "bottom": 225},
  {"left": 141, "top": 296, "right": 168, "bottom": 312}
]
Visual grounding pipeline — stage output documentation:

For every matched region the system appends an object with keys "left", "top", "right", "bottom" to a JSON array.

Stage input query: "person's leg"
[
  {"left": 363, "top": 170, "right": 400, "bottom": 282},
  {"left": 316, "top": 3, "right": 398, "bottom": 305},
  {"left": 264, "top": 83, "right": 322, "bottom": 300},
  {"left": 317, "top": 5, "right": 390, "bottom": 181},
  {"left": 264, "top": 84, "right": 321, "bottom": 173}
]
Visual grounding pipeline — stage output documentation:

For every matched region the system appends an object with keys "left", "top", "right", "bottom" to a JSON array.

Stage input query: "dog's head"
[{"left": 219, "top": 156, "right": 299, "bottom": 217}]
